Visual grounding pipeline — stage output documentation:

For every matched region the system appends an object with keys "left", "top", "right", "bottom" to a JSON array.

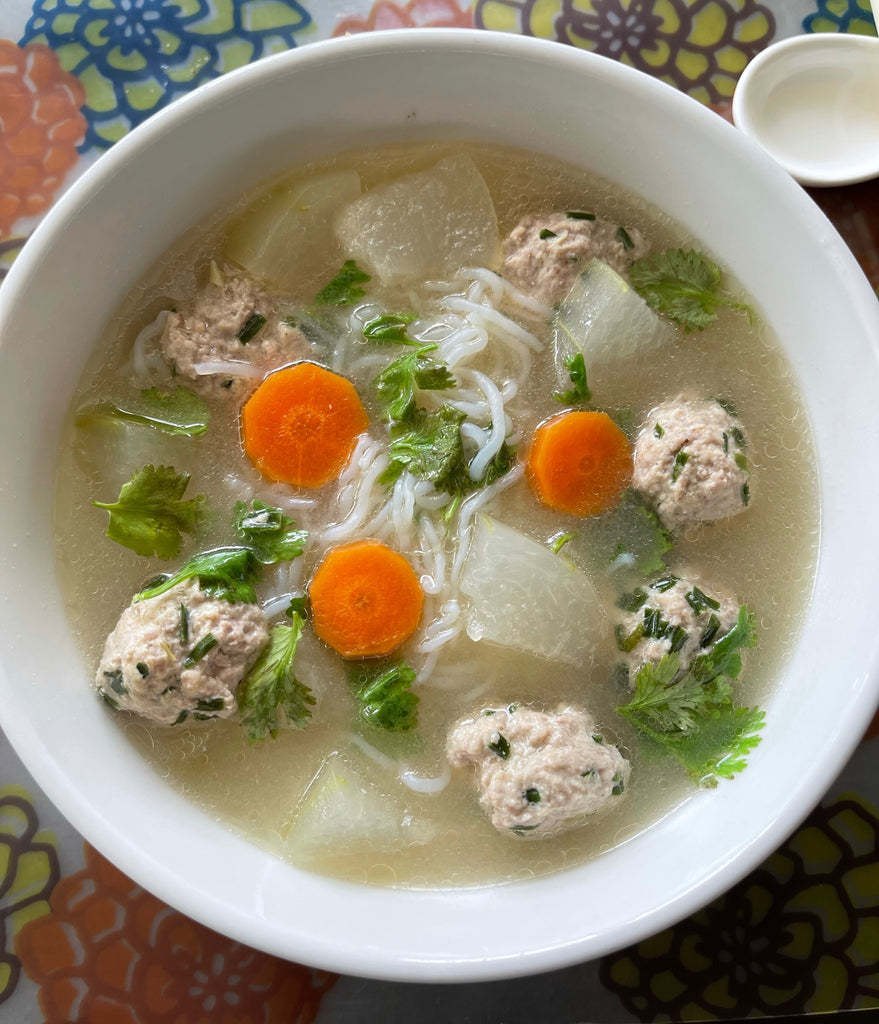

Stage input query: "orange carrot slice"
[
  {"left": 241, "top": 362, "right": 368, "bottom": 488},
  {"left": 526, "top": 410, "right": 632, "bottom": 516},
  {"left": 309, "top": 540, "right": 424, "bottom": 658}
]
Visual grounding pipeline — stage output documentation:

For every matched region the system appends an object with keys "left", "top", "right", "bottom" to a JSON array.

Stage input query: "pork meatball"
[
  {"left": 633, "top": 396, "right": 751, "bottom": 531},
  {"left": 615, "top": 574, "right": 740, "bottom": 684},
  {"left": 160, "top": 266, "right": 312, "bottom": 399},
  {"left": 447, "top": 705, "right": 630, "bottom": 835},
  {"left": 97, "top": 579, "right": 269, "bottom": 726},
  {"left": 501, "top": 211, "right": 648, "bottom": 306}
]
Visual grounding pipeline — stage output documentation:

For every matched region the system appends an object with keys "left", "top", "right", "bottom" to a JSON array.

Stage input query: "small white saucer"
[{"left": 732, "top": 33, "right": 879, "bottom": 187}]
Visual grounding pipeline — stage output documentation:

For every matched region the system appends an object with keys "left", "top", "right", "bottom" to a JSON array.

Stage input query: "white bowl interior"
[{"left": 1, "top": 31, "right": 879, "bottom": 981}]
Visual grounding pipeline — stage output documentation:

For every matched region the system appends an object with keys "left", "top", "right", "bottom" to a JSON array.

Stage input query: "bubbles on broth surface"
[{"left": 54, "top": 142, "right": 819, "bottom": 888}]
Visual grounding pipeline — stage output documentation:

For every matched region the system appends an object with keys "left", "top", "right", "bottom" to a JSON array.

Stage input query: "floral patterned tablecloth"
[{"left": 2, "top": 2, "right": 879, "bottom": 1022}]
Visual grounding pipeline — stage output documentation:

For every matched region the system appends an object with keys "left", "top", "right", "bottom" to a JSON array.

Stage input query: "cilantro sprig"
[
  {"left": 234, "top": 500, "right": 308, "bottom": 564},
  {"left": 136, "top": 546, "right": 263, "bottom": 603},
  {"left": 616, "top": 607, "right": 762, "bottom": 786},
  {"left": 346, "top": 659, "right": 419, "bottom": 732},
  {"left": 136, "top": 501, "right": 308, "bottom": 603},
  {"left": 373, "top": 344, "right": 456, "bottom": 423},
  {"left": 581, "top": 490, "right": 673, "bottom": 577},
  {"left": 93, "top": 465, "right": 207, "bottom": 560},
  {"left": 629, "top": 248, "right": 753, "bottom": 331},
  {"left": 238, "top": 612, "right": 316, "bottom": 741},
  {"left": 362, "top": 312, "right": 418, "bottom": 345},
  {"left": 76, "top": 386, "right": 210, "bottom": 437},
  {"left": 313, "top": 260, "right": 371, "bottom": 307},
  {"left": 553, "top": 352, "right": 592, "bottom": 405}
]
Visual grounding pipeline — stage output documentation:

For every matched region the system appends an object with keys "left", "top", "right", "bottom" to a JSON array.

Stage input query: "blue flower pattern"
[
  {"left": 19, "top": 0, "right": 313, "bottom": 152},
  {"left": 803, "top": 0, "right": 877, "bottom": 35}
]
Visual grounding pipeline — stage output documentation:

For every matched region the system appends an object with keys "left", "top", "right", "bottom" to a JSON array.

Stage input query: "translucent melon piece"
[
  {"left": 333, "top": 154, "right": 501, "bottom": 286},
  {"left": 224, "top": 169, "right": 362, "bottom": 287},
  {"left": 553, "top": 258, "right": 674, "bottom": 376},
  {"left": 282, "top": 752, "right": 435, "bottom": 860},
  {"left": 73, "top": 417, "right": 192, "bottom": 495},
  {"left": 460, "top": 515, "right": 607, "bottom": 666}
]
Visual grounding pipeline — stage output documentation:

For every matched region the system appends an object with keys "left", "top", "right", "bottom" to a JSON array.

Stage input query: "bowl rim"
[{"left": 2, "top": 27, "right": 879, "bottom": 983}]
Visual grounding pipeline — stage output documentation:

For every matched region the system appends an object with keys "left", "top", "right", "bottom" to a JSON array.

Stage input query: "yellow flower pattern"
[{"left": 474, "top": 0, "right": 775, "bottom": 102}]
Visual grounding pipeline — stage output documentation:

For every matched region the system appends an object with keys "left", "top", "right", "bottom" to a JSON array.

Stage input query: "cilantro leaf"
[
  {"left": 362, "top": 312, "right": 418, "bottom": 345},
  {"left": 652, "top": 705, "right": 765, "bottom": 786},
  {"left": 553, "top": 352, "right": 592, "bottom": 404},
  {"left": 629, "top": 248, "right": 753, "bottom": 331},
  {"left": 380, "top": 406, "right": 515, "bottom": 496},
  {"left": 373, "top": 345, "right": 456, "bottom": 423},
  {"left": 238, "top": 614, "right": 315, "bottom": 741},
  {"left": 135, "top": 546, "right": 263, "bottom": 603},
  {"left": 616, "top": 606, "right": 761, "bottom": 785},
  {"left": 313, "top": 260, "right": 371, "bottom": 306},
  {"left": 76, "top": 386, "right": 210, "bottom": 437},
  {"left": 590, "top": 491, "right": 673, "bottom": 576},
  {"left": 233, "top": 500, "right": 308, "bottom": 564},
  {"left": 93, "top": 465, "right": 207, "bottom": 559},
  {"left": 346, "top": 659, "right": 419, "bottom": 732},
  {"left": 381, "top": 406, "right": 469, "bottom": 490},
  {"left": 688, "top": 605, "right": 758, "bottom": 684}
]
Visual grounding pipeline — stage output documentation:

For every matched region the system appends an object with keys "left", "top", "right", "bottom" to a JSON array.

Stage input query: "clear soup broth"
[{"left": 55, "top": 143, "right": 818, "bottom": 887}]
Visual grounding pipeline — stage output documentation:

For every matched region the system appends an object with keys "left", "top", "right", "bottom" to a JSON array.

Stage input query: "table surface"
[{"left": 2, "top": 2, "right": 879, "bottom": 1022}]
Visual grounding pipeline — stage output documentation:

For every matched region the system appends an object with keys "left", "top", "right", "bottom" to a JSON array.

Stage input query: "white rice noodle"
[
  {"left": 260, "top": 591, "right": 300, "bottom": 620},
  {"left": 347, "top": 733, "right": 398, "bottom": 772},
  {"left": 458, "top": 368, "right": 509, "bottom": 482},
  {"left": 458, "top": 266, "right": 552, "bottom": 319},
  {"left": 131, "top": 309, "right": 172, "bottom": 377},
  {"left": 443, "top": 295, "right": 543, "bottom": 353},
  {"left": 399, "top": 765, "right": 451, "bottom": 794},
  {"left": 413, "top": 649, "right": 440, "bottom": 686},
  {"left": 417, "top": 599, "right": 462, "bottom": 654},
  {"left": 192, "top": 359, "right": 264, "bottom": 379},
  {"left": 450, "top": 462, "right": 525, "bottom": 585},
  {"left": 318, "top": 440, "right": 390, "bottom": 547},
  {"left": 413, "top": 480, "right": 451, "bottom": 512}
]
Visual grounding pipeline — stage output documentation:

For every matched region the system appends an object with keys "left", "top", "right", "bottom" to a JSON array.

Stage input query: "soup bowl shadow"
[{"left": 1, "top": 30, "right": 879, "bottom": 982}]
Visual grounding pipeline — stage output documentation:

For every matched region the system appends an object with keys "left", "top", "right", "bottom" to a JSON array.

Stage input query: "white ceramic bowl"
[{"left": 2, "top": 30, "right": 879, "bottom": 982}]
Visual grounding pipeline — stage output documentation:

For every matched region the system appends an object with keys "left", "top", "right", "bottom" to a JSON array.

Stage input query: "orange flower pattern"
[
  {"left": 333, "top": 0, "right": 473, "bottom": 34},
  {"left": 15, "top": 843, "right": 336, "bottom": 1024},
  {"left": 0, "top": 41, "right": 86, "bottom": 240}
]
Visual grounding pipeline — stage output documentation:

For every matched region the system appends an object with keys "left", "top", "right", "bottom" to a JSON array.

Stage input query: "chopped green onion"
[
  {"left": 652, "top": 574, "right": 679, "bottom": 593},
  {"left": 685, "top": 587, "right": 721, "bottom": 615},
  {"left": 524, "top": 787, "right": 541, "bottom": 804},
  {"left": 616, "top": 226, "right": 635, "bottom": 251},
  {"left": 654, "top": 423, "right": 664, "bottom": 438},
  {"left": 183, "top": 633, "right": 218, "bottom": 668},
  {"left": 488, "top": 733, "right": 510, "bottom": 759},
  {"left": 615, "top": 622, "right": 644, "bottom": 653},
  {"left": 539, "top": 228, "right": 557, "bottom": 240},
  {"left": 237, "top": 312, "right": 266, "bottom": 345},
  {"left": 672, "top": 449, "right": 689, "bottom": 482},
  {"left": 616, "top": 587, "right": 648, "bottom": 613},
  {"left": 700, "top": 613, "right": 721, "bottom": 647},
  {"left": 552, "top": 531, "right": 577, "bottom": 554},
  {"left": 565, "top": 211, "right": 596, "bottom": 221}
]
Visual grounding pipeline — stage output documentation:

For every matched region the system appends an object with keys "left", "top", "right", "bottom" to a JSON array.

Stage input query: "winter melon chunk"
[{"left": 333, "top": 154, "right": 500, "bottom": 286}]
